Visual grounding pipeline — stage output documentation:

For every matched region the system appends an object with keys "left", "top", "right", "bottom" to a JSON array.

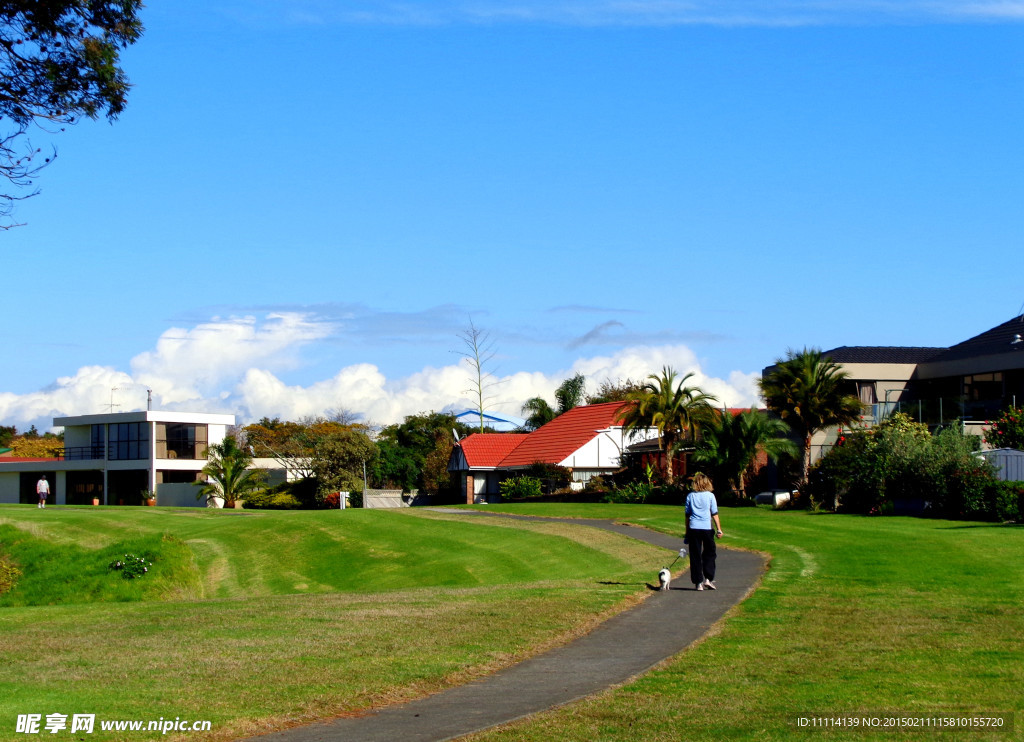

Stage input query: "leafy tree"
[
  {"left": 521, "top": 373, "right": 587, "bottom": 431},
  {"left": 617, "top": 366, "right": 718, "bottom": 486},
  {"left": 758, "top": 348, "right": 863, "bottom": 490},
  {"left": 554, "top": 373, "right": 586, "bottom": 414},
  {"left": 370, "top": 412, "right": 471, "bottom": 492},
  {"left": 9, "top": 434, "right": 63, "bottom": 458},
  {"left": 309, "top": 428, "right": 377, "bottom": 504},
  {"left": 521, "top": 396, "right": 555, "bottom": 430},
  {"left": 586, "top": 377, "right": 644, "bottom": 404},
  {"left": 0, "top": 425, "right": 16, "bottom": 448},
  {"left": 0, "top": 1, "right": 144, "bottom": 226},
  {"left": 693, "top": 409, "right": 797, "bottom": 498},
  {"left": 196, "top": 435, "right": 265, "bottom": 507}
]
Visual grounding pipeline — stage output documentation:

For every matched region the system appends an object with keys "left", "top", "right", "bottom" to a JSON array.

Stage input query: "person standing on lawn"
[
  {"left": 37, "top": 475, "right": 50, "bottom": 509},
  {"left": 685, "top": 472, "right": 723, "bottom": 590}
]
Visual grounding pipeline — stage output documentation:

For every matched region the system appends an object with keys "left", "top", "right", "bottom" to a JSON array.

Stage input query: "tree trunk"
[
  {"left": 663, "top": 434, "right": 675, "bottom": 485},
  {"left": 801, "top": 433, "right": 813, "bottom": 490}
]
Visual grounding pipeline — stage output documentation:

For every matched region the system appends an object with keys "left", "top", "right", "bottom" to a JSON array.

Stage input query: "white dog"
[{"left": 658, "top": 568, "right": 672, "bottom": 591}]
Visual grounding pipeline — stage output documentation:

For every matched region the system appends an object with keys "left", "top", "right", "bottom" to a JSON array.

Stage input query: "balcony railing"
[{"left": 63, "top": 446, "right": 106, "bottom": 461}]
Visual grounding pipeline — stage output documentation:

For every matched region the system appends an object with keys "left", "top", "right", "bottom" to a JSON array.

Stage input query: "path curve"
[{"left": 248, "top": 512, "right": 767, "bottom": 742}]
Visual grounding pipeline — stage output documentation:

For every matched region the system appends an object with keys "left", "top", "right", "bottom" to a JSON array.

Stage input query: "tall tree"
[
  {"left": 369, "top": 412, "right": 471, "bottom": 491},
  {"left": 0, "top": 1, "right": 144, "bottom": 226},
  {"left": 758, "top": 348, "right": 864, "bottom": 489},
  {"left": 586, "top": 377, "right": 644, "bottom": 404},
  {"left": 309, "top": 428, "right": 377, "bottom": 503},
  {"left": 522, "top": 373, "right": 587, "bottom": 431},
  {"left": 617, "top": 366, "right": 718, "bottom": 485},
  {"left": 693, "top": 408, "right": 797, "bottom": 497},
  {"left": 554, "top": 373, "right": 586, "bottom": 414},
  {"left": 196, "top": 435, "right": 264, "bottom": 507},
  {"left": 455, "top": 318, "right": 499, "bottom": 432},
  {"left": 521, "top": 396, "right": 556, "bottom": 430}
]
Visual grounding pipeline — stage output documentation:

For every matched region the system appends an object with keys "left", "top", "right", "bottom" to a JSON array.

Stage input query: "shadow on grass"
[
  {"left": 597, "top": 581, "right": 648, "bottom": 587},
  {"left": 939, "top": 522, "right": 1023, "bottom": 529}
]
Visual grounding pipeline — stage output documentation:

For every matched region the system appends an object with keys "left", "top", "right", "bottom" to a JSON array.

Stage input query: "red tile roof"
[
  {"left": 458, "top": 433, "right": 530, "bottom": 468},
  {"left": 499, "top": 401, "right": 632, "bottom": 468}
]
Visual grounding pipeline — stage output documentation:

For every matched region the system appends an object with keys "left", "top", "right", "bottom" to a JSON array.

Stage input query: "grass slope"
[
  {"left": 0, "top": 505, "right": 663, "bottom": 741},
  {"left": 455, "top": 504, "right": 1023, "bottom": 741}
]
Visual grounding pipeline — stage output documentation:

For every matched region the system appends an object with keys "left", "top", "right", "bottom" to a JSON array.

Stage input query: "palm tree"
[
  {"left": 196, "top": 434, "right": 264, "bottom": 506},
  {"left": 758, "top": 348, "right": 863, "bottom": 489},
  {"left": 693, "top": 408, "right": 798, "bottom": 498},
  {"left": 522, "top": 373, "right": 587, "bottom": 430},
  {"left": 617, "top": 366, "right": 718, "bottom": 485},
  {"left": 522, "top": 397, "right": 556, "bottom": 430},
  {"left": 554, "top": 373, "right": 587, "bottom": 414}
]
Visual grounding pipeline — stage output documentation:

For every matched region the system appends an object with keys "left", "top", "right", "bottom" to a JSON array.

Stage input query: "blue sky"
[{"left": 3, "top": 1, "right": 1024, "bottom": 430}]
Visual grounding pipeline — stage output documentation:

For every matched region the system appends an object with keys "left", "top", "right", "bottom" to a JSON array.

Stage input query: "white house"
[
  {"left": 0, "top": 410, "right": 235, "bottom": 507},
  {"left": 447, "top": 402, "right": 659, "bottom": 502}
]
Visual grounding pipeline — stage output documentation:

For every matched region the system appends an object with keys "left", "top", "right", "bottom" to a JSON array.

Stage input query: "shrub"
[
  {"left": 983, "top": 406, "right": 1024, "bottom": 450},
  {"left": 243, "top": 490, "right": 303, "bottom": 510},
  {"left": 990, "top": 481, "right": 1024, "bottom": 522},
  {"left": 499, "top": 476, "right": 543, "bottom": 499},
  {"left": 602, "top": 481, "right": 653, "bottom": 504},
  {"left": 322, "top": 491, "right": 361, "bottom": 509},
  {"left": 809, "top": 413, "right": 999, "bottom": 518},
  {"left": 108, "top": 553, "right": 153, "bottom": 580}
]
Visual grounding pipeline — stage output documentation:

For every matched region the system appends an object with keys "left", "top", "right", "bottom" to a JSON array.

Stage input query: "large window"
[
  {"left": 964, "top": 372, "right": 1003, "bottom": 402},
  {"left": 108, "top": 422, "right": 150, "bottom": 460},
  {"left": 155, "top": 423, "right": 208, "bottom": 460}
]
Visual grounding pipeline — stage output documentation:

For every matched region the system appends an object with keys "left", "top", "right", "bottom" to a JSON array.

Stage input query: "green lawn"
[
  {"left": 457, "top": 504, "right": 1024, "bottom": 741},
  {"left": 2, "top": 504, "right": 1021, "bottom": 741},
  {"left": 0, "top": 505, "right": 662, "bottom": 741}
]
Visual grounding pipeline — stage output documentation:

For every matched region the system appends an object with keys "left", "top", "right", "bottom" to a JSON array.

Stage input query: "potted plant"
[{"left": 142, "top": 489, "right": 157, "bottom": 507}]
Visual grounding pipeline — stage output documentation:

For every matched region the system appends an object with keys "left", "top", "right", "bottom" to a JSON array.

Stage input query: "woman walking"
[{"left": 685, "top": 472, "right": 723, "bottom": 590}]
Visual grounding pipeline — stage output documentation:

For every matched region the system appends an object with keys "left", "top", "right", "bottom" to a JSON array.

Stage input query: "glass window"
[
  {"left": 108, "top": 422, "right": 149, "bottom": 460},
  {"left": 156, "top": 423, "right": 208, "bottom": 460}
]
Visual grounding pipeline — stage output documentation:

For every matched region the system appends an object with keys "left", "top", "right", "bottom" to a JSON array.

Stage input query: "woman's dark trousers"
[{"left": 689, "top": 529, "right": 716, "bottom": 585}]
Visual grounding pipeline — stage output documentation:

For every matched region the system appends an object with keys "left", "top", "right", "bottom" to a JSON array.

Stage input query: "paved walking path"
[{"left": 249, "top": 512, "right": 767, "bottom": 742}]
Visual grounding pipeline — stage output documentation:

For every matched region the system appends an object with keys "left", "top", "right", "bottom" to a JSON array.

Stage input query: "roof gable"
[
  {"left": 457, "top": 433, "right": 529, "bottom": 468},
  {"left": 924, "top": 315, "right": 1024, "bottom": 364},
  {"left": 498, "top": 402, "right": 631, "bottom": 468}
]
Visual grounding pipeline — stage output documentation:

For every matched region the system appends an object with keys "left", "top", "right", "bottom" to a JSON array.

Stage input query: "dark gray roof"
[
  {"left": 923, "top": 315, "right": 1024, "bottom": 363},
  {"left": 822, "top": 346, "right": 947, "bottom": 364}
]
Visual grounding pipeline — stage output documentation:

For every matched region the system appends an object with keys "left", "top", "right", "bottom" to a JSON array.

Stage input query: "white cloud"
[
  {"left": 0, "top": 314, "right": 761, "bottom": 433},
  {"left": 129, "top": 313, "right": 333, "bottom": 405}
]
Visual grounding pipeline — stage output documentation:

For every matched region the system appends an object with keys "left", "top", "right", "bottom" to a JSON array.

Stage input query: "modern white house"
[{"left": 0, "top": 410, "right": 235, "bottom": 507}]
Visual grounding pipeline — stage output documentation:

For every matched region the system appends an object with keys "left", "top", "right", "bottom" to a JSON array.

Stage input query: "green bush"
[
  {"left": 983, "top": 406, "right": 1024, "bottom": 450},
  {"left": 108, "top": 553, "right": 153, "bottom": 579},
  {"left": 990, "top": 481, "right": 1024, "bottom": 522},
  {"left": 602, "top": 481, "right": 653, "bottom": 504},
  {"left": 808, "top": 414, "right": 999, "bottom": 519},
  {"left": 499, "top": 476, "right": 543, "bottom": 499},
  {"left": 243, "top": 490, "right": 303, "bottom": 510},
  {"left": 244, "top": 479, "right": 316, "bottom": 509}
]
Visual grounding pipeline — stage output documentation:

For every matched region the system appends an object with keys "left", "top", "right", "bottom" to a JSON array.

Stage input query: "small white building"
[
  {"left": 0, "top": 410, "right": 235, "bottom": 507},
  {"left": 978, "top": 448, "right": 1024, "bottom": 482}
]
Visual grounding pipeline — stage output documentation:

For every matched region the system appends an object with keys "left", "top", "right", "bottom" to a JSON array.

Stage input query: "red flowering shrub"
[{"left": 984, "top": 406, "right": 1024, "bottom": 450}]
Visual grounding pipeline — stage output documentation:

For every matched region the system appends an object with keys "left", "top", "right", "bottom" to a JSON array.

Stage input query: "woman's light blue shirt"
[{"left": 686, "top": 490, "right": 718, "bottom": 530}]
